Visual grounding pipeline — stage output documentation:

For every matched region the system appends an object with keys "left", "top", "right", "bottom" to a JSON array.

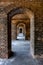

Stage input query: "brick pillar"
[
  {"left": 11, "top": 22, "right": 17, "bottom": 40},
  {"left": 35, "top": 21, "right": 43, "bottom": 55},
  {"left": 26, "top": 23, "right": 30, "bottom": 40},
  {"left": 0, "top": 13, "right": 11, "bottom": 58}
]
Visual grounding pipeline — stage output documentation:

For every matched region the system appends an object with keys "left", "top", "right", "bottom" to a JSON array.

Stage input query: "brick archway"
[
  {"left": 7, "top": 7, "right": 35, "bottom": 58},
  {"left": 17, "top": 23, "right": 26, "bottom": 40},
  {"left": 17, "top": 23, "right": 26, "bottom": 35},
  {"left": 0, "top": 2, "right": 43, "bottom": 59}
]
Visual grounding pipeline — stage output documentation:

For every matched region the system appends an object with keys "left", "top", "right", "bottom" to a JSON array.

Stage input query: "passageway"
[
  {"left": 0, "top": 40, "right": 43, "bottom": 65},
  {"left": 17, "top": 33, "right": 25, "bottom": 40}
]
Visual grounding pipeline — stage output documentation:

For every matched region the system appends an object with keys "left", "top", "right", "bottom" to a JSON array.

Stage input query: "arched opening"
[
  {"left": 17, "top": 23, "right": 26, "bottom": 40},
  {"left": 7, "top": 7, "right": 34, "bottom": 58}
]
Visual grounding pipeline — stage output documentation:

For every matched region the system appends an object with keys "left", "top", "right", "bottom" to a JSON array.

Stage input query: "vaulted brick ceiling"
[
  {"left": 0, "top": 2, "right": 13, "bottom": 7},
  {"left": 12, "top": 14, "right": 29, "bottom": 20},
  {"left": 0, "top": 0, "right": 43, "bottom": 2}
]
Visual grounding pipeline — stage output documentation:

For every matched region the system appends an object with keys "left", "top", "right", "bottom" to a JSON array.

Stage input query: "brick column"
[
  {"left": 11, "top": 22, "right": 17, "bottom": 40},
  {"left": 26, "top": 23, "right": 30, "bottom": 40},
  {"left": 0, "top": 13, "right": 11, "bottom": 58}
]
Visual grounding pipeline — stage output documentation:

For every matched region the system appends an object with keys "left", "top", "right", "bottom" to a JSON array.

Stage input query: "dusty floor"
[{"left": 0, "top": 40, "right": 43, "bottom": 65}]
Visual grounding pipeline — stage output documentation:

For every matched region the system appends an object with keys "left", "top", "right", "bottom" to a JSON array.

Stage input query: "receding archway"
[
  {"left": 7, "top": 7, "right": 34, "bottom": 57},
  {"left": 17, "top": 23, "right": 26, "bottom": 40}
]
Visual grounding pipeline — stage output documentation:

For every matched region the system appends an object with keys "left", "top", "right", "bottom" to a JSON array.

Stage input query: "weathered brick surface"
[
  {"left": 0, "top": 13, "right": 11, "bottom": 58},
  {"left": 0, "top": 0, "right": 43, "bottom": 2},
  {"left": 11, "top": 21, "right": 17, "bottom": 40},
  {"left": 35, "top": 17, "right": 43, "bottom": 55},
  {"left": 0, "top": 13, "right": 8, "bottom": 58}
]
